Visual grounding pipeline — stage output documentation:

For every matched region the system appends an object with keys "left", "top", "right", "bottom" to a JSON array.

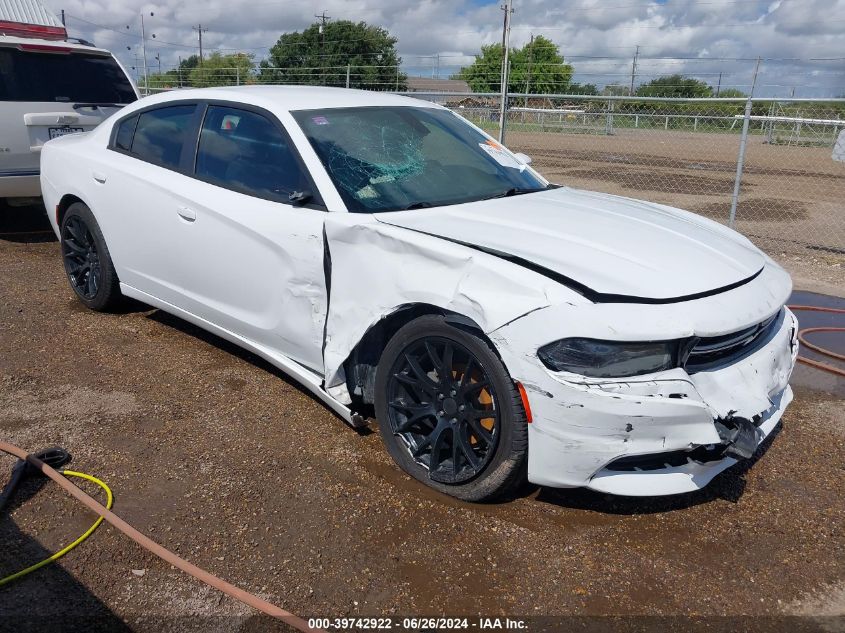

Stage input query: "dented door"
[{"left": 170, "top": 179, "right": 328, "bottom": 372}]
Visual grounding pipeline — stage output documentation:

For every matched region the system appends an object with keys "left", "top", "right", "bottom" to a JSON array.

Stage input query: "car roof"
[
  {"left": 0, "top": 34, "right": 113, "bottom": 55},
  {"left": 133, "top": 85, "right": 443, "bottom": 113}
]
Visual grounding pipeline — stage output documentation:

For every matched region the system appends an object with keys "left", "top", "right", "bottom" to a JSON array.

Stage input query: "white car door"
[
  {"left": 168, "top": 103, "right": 329, "bottom": 372},
  {"left": 91, "top": 103, "right": 201, "bottom": 306}
]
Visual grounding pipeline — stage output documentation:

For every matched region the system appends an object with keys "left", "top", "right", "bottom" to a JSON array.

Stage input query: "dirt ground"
[
  {"left": 0, "top": 207, "right": 843, "bottom": 632},
  {"left": 506, "top": 129, "right": 845, "bottom": 296}
]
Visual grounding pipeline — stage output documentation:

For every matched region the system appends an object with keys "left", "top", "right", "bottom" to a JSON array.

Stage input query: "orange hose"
[
  {"left": 0, "top": 441, "right": 324, "bottom": 633},
  {"left": 786, "top": 305, "right": 845, "bottom": 378}
]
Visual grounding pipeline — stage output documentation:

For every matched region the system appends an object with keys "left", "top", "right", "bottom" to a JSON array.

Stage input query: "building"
[
  {"left": 406, "top": 77, "right": 471, "bottom": 93},
  {"left": 0, "top": 0, "right": 66, "bottom": 40}
]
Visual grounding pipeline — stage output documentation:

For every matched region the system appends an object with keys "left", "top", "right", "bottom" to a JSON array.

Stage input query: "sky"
[{"left": 44, "top": 0, "right": 845, "bottom": 97}]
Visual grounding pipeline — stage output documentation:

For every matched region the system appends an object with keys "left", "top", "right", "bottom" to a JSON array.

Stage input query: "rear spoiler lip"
[{"left": 0, "top": 41, "right": 111, "bottom": 57}]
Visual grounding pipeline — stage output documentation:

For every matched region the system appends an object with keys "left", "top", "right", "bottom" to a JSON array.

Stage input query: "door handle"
[
  {"left": 177, "top": 206, "right": 197, "bottom": 222},
  {"left": 92, "top": 171, "right": 107, "bottom": 184}
]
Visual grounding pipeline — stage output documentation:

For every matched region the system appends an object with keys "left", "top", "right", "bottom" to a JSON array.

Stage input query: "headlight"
[{"left": 537, "top": 338, "right": 681, "bottom": 378}]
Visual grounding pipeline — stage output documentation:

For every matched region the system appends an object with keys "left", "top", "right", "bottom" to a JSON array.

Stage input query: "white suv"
[{"left": 0, "top": 35, "right": 138, "bottom": 201}]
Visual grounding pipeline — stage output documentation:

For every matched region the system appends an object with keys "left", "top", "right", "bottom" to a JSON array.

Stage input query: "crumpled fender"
[{"left": 321, "top": 214, "right": 584, "bottom": 401}]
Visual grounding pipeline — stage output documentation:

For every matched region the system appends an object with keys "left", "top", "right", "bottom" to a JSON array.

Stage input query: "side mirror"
[
  {"left": 513, "top": 152, "right": 532, "bottom": 166},
  {"left": 288, "top": 190, "right": 313, "bottom": 205}
]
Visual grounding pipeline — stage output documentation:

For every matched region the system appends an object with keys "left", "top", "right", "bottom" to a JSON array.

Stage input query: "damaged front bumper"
[
  {"left": 496, "top": 304, "right": 798, "bottom": 497},
  {"left": 587, "top": 385, "right": 792, "bottom": 496}
]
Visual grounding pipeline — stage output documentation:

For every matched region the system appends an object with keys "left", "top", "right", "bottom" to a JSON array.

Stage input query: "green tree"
[
  {"left": 259, "top": 20, "right": 406, "bottom": 90},
  {"left": 635, "top": 74, "right": 713, "bottom": 98},
  {"left": 715, "top": 88, "right": 747, "bottom": 98},
  {"left": 173, "top": 55, "right": 200, "bottom": 87},
  {"left": 569, "top": 82, "right": 598, "bottom": 95},
  {"left": 457, "top": 36, "right": 573, "bottom": 94},
  {"left": 139, "top": 72, "right": 172, "bottom": 92},
  {"left": 137, "top": 55, "right": 201, "bottom": 91},
  {"left": 189, "top": 52, "right": 255, "bottom": 87},
  {"left": 602, "top": 84, "right": 631, "bottom": 96},
  {"left": 452, "top": 43, "right": 503, "bottom": 91}
]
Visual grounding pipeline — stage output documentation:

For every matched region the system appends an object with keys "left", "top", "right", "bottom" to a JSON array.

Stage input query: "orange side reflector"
[
  {"left": 516, "top": 381, "right": 533, "bottom": 423},
  {"left": 55, "top": 205, "right": 60, "bottom": 226}
]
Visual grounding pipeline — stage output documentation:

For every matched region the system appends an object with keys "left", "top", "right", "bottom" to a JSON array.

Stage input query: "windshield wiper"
[
  {"left": 402, "top": 201, "right": 432, "bottom": 210},
  {"left": 72, "top": 103, "right": 125, "bottom": 110},
  {"left": 483, "top": 187, "right": 547, "bottom": 200}
]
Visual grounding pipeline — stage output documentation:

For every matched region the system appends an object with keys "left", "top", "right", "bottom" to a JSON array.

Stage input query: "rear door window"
[
  {"left": 0, "top": 47, "right": 137, "bottom": 103},
  {"left": 131, "top": 105, "right": 197, "bottom": 169}
]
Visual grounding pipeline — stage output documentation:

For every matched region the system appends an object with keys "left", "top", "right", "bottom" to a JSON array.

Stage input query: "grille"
[{"left": 684, "top": 309, "right": 783, "bottom": 373}]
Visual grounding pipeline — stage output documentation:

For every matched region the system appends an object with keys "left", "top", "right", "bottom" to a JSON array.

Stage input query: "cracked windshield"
[{"left": 292, "top": 106, "right": 549, "bottom": 212}]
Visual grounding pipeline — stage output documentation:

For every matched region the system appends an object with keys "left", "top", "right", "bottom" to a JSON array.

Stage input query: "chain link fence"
[{"left": 406, "top": 92, "right": 845, "bottom": 283}]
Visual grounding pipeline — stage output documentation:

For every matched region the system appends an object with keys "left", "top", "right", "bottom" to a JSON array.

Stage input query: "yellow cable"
[{"left": 0, "top": 470, "right": 113, "bottom": 587}]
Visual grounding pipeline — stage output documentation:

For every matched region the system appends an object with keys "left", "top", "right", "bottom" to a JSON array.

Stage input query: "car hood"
[{"left": 375, "top": 187, "right": 765, "bottom": 302}]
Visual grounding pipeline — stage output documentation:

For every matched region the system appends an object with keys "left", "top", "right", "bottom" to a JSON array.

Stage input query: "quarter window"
[
  {"left": 195, "top": 105, "right": 308, "bottom": 202},
  {"left": 113, "top": 115, "right": 137, "bottom": 151},
  {"left": 130, "top": 105, "right": 196, "bottom": 169}
]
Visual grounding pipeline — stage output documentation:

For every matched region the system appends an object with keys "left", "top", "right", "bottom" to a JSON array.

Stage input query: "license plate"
[{"left": 48, "top": 127, "right": 84, "bottom": 139}]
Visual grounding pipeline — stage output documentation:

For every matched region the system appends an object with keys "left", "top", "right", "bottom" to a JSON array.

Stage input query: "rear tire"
[
  {"left": 374, "top": 315, "right": 528, "bottom": 502},
  {"left": 60, "top": 202, "right": 121, "bottom": 312}
]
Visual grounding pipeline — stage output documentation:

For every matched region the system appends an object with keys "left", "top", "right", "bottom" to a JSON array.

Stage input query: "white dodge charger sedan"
[{"left": 41, "top": 86, "right": 798, "bottom": 501}]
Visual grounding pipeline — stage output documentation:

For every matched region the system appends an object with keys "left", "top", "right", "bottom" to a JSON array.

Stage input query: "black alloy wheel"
[
  {"left": 386, "top": 337, "right": 500, "bottom": 484},
  {"left": 62, "top": 215, "right": 101, "bottom": 300},
  {"left": 375, "top": 315, "right": 528, "bottom": 501},
  {"left": 60, "top": 202, "right": 121, "bottom": 311}
]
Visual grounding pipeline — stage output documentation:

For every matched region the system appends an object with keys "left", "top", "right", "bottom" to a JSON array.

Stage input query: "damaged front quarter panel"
[{"left": 320, "top": 213, "right": 584, "bottom": 404}]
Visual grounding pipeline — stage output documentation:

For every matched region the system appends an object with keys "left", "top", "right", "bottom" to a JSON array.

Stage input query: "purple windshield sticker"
[{"left": 312, "top": 116, "right": 330, "bottom": 125}]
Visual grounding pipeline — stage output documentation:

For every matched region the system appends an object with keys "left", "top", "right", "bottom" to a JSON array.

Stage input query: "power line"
[
  {"left": 64, "top": 14, "right": 842, "bottom": 61},
  {"left": 513, "top": 17, "right": 845, "bottom": 32}
]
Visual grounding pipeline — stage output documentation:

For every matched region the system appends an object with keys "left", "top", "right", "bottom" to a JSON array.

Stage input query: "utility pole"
[
  {"left": 629, "top": 44, "right": 639, "bottom": 96},
  {"left": 140, "top": 13, "right": 150, "bottom": 93},
  {"left": 193, "top": 24, "right": 208, "bottom": 65},
  {"left": 499, "top": 2, "right": 510, "bottom": 92},
  {"left": 498, "top": 0, "right": 513, "bottom": 143},
  {"left": 315, "top": 11, "right": 330, "bottom": 85},
  {"left": 716, "top": 71, "right": 722, "bottom": 97},
  {"left": 524, "top": 33, "right": 534, "bottom": 107},
  {"left": 315, "top": 11, "right": 330, "bottom": 28},
  {"left": 60, "top": 10, "right": 65, "bottom": 26}
]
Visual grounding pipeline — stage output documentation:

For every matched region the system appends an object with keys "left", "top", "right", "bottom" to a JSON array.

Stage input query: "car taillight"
[{"left": 17, "top": 44, "right": 72, "bottom": 53}]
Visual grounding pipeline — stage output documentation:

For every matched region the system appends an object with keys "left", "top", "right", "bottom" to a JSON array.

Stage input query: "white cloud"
[{"left": 43, "top": 0, "right": 845, "bottom": 97}]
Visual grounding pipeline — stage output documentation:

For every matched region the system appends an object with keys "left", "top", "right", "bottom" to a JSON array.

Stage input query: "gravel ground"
[{"left": 1, "top": 207, "right": 844, "bottom": 632}]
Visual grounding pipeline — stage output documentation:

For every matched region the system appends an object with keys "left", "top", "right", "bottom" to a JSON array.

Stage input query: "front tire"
[
  {"left": 60, "top": 202, "right": 121, "bottom": 311},
  {"left": 374, "top": 315, "right": 528, "bottom": 501}
]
